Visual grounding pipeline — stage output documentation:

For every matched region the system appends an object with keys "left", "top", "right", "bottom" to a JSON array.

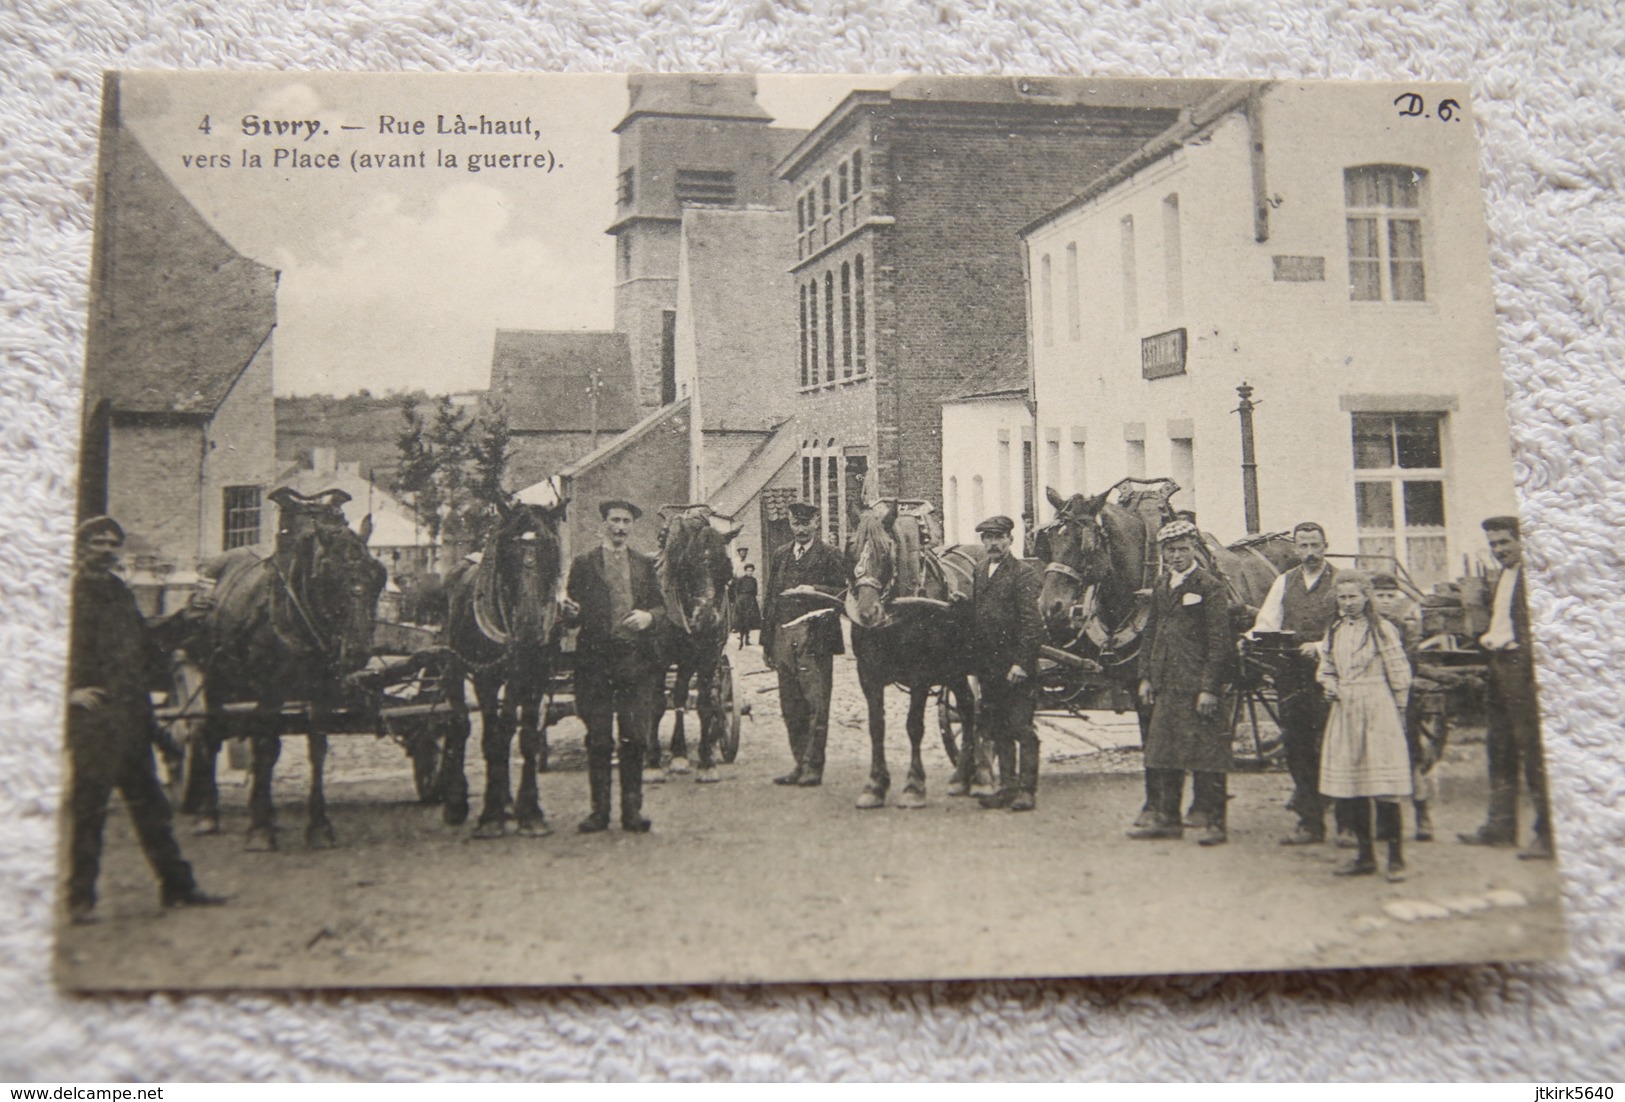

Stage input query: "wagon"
[{"left": 156, "top": 618, "right": 467, "bottom": 806}]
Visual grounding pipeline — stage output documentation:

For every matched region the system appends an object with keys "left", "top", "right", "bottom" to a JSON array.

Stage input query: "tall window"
[
  {"left": 823, "top": 271, "right": 836, "bottom": 382},
  {"left": 808, "top": 279, "right": 820, "bottom": 383},
  {"left": 617, "top": 235, "right": 632, "bottom": 281},
  {"left": 1071, "top": 437, "right": 1086, "bottom": 497},
  {"left": 617, "top": 168, "right": 635, "bottom": 206},
  {"left": 1346, "top": 165, "right": 1426, "bottom": 302},
  {"left": 1352, "top": 412, "right": 1447, "bottom": 585},
  {"left": 854, "top": 255, "right": 868, "bottom": 375},
  {"left": 1064, "top": 243, "right": 1081, "bottom": 342},
  {"left": 837, "top": 163, "right": 849, "bottom": 233},
  {"left": 850, "top": 150, "right": 863, "bottom": 195},
  {"left": 1170, "top": 436, "right": 1195, "bottom": 514},
  {"left": 1119, "top": 216, "right": 1138, "bottom": 331},
  {"left": 821, "top": 175, "right": 833, "bottom": 243},
  {"left": 1125, "top": 439, "right": 1146, "bottom": 479},
  {"left": 840, "top": 262, "right": 853, "bottom": 376},
  {"left": 946, "top": 476, "right": 959, "bottom": 545},
  {"left": 802, "top": 453, "right": 812, "bottom": 500},
  {"left": 1046, "top": 439, "right": 1061, "bottom": 496},
  {"left": 811, "top": 456, "right": 823, "bottom": 516},
  {"left": 971, "top": 475, "right": 985, "bottom": 520},
  {"left": 826, "top": 446, "right": 841, "bottom": 543},
  {"left": 1162, "top": 193, "right": 1184, "bottom": 316},
  {"left": 1039, "top": 254, "right": 1054, "bottom": 348},
  {"left": 798, "top": 284, "right": 810, "bottom": 387},
  {"left": 223, "top": 486, "right": 262, "bottom": 550}
]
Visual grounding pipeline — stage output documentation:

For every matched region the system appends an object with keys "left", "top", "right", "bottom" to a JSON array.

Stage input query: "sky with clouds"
[{"left": 118, "top": 72, "right": 891, "bottom": 397}]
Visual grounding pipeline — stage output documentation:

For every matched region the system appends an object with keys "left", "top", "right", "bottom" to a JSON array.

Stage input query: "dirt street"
[{"left": 56, "top": 643, "right": 1566, "bottom": 989}]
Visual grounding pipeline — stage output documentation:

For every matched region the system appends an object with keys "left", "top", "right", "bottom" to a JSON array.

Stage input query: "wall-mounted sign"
[
  {"left": 1141, "top": 327, "right": 1187, "bottom": 380},
  {"left": 1272, "top": 255, "right": 1326, "bottom": 282}
]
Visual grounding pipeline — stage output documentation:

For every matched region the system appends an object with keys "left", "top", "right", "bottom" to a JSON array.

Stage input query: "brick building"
[
  {"left": 78, "top": 75, "right": 278, "bottom": 608},
  {"left": 777, "top": 77, "right": 1223, "bottom": 548}
]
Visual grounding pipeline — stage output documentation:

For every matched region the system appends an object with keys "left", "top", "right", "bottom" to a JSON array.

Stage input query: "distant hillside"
[{"left": 277, "top": 391, "right": 482, "bottom": 491}]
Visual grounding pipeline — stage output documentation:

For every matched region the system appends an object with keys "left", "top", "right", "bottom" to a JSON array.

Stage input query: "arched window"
[
  {"left": 823, "top": 271, "right": 836, "bottom": 382},
  {"left": 798, "top": 283, "right": 809, "bottom": 387},
  {"left": 1346, "top": 165, "right": 1427, "bottom": 302},
  {"left": 808, "top": 280, "right": 820, "bottom": 383},
  {"left": 854, "top": 254, "right": 867, "bottom": 375}
]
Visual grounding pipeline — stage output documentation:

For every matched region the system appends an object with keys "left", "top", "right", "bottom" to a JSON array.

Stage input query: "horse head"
[
  {"left": 299, "top": 513, "right": 388, "bottom": 673},
  {"left": 849, "top": 500, "right": 899, "bottom": 629},
  {"left": 1036, "top": 486, "right": 1122, "bottom": 635},
  {"left": 658, "top": 505, "right": 739, "bottom": 637},
  {"left": 480, "top": 498, "right": 566, "bottom": 649}
]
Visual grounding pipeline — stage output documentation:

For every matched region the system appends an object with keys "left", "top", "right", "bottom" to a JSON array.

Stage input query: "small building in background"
[
  {"left": 939, "top": 388, "right": 1034, "bottom": 551},
  {"left": 78, "top": 76, "right": 278, "bottom": 612}
]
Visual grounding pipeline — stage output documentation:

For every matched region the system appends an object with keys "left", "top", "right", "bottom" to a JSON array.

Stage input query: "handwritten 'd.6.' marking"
[{"left": 1394, "top": 93, "right": 1465, "bottom": 121}]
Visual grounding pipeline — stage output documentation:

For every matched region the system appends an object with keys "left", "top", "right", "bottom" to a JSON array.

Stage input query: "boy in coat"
[{"left": 1132, "top": 520, "right": 1236, "bottom": 844}]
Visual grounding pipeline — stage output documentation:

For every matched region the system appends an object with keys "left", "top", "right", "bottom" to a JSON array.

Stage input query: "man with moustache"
[
  {"left": 963, "top": 515, "right": 1044, "bottom": 812},
  {"left": 561, "top": 499, "right": 667, "bottom": 834},
  {"left": 1460, "top": 515, "right": 1554, "bottom": 860},
  {"left": 1248, "top": 521, "right": 1340, "bottom": 845},
  {"left": 761, "top": 502, "right": 846, "bottom": 787}
]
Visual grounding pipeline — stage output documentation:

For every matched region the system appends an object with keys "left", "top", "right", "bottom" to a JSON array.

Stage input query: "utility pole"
[
  {"left": 586, "top": 366, "right": 603, "bottom": 451},
  {"left": 1235, "top": 382, "right": 1261, "bottom": 535}
]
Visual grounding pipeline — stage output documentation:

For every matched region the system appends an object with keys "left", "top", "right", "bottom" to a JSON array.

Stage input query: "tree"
[{"left": 395, "top": 394, "right": 512, "bottom": 568}]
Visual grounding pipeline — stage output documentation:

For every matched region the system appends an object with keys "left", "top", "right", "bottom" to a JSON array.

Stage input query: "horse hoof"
[
  {"left": 696, "top": 767, "right": 720, "bottom": 784},
  {"left": 305, "top": 824, "right": 337, "bottom": 849},
  {"left": 945, "top": 781, "right": 970, "bottom": 798},
  {"left": 443, "top": 803, "right": 470, "bottom": 827},
  {"left": 668, "top": 757, "right": 692, "bottom": 775},
  {"left": 192, "top": 818, "right": 221, "bottom": 836},
  {"left": 516, "top": 820, "right": 553, "bottom": 839},
  {"left": 895, "top": 789, "right": 927, "bottom": 810},
  {"left": 855, "top": 789, "right": 887, "bottom": 810},
  {"left": 643, "top": 768, "right": 666, "bottom": 785},
  {"left": 245, "top": 830, "right": 277, "bottom": 853},
  {"left": 472, "top": 820, "right": 507, "bottom": 840},
  {"left": 969, "top": 783, "right": 997, "bottom": 798}
]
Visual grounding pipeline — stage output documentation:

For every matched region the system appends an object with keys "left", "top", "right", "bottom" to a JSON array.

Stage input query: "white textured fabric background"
[{"left": 2, "top": 0, "right": 1622, "bottom": 1082}]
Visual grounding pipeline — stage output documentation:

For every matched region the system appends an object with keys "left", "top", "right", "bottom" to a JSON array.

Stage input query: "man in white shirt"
[
  {"left": 1248, "top": 522, "right": 1340, "bottom": 844},
  {"left": 1459, "top": 515, "right": 1553, "bottom": 860}
]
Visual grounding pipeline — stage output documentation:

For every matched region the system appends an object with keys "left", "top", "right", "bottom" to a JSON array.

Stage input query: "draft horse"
[
  {"left": 182, "top": 487, "right": 388, "bottom": 850},
  {"left": 651, "top": 504, "right": 741, "bottom": 783},
  {"left": 847, "top": 500, "right": 985, "bottom": 809},
  {"left": 1032, "top": 480, "right": 1298, "bottom": 816},
  {"left": 436, "top": 496, "right": 567, "bottom": 838}
]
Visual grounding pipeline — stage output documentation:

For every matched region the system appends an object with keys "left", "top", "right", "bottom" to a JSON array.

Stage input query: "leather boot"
[
  {"left": 619, "top": 743, "right": 651, "bottom": 833},
  {"left": 578, "top": 748, "right": 612, "bottom": 833}
]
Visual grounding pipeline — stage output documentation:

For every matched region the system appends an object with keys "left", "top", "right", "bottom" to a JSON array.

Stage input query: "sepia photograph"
[{"left": 56, "top": 70, "right": 1568, "bottom": 991}]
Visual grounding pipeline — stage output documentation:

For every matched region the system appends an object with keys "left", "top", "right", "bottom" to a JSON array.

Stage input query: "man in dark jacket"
[
  {"left": 1460, "top": 515, "right": 1553, "bottom": 860},
  {"left": 964, "top": 516, "right": 1044, "bottom": 811},
  {"left": 65, "top": 516, "right": 224, "bottom": 924},
  {"left": 761, "top": 501, "right": 847, "bottom": 787},
  {"left": 1132, "top": 520, "right": 1236, "bottom": 844},
  {"left": 561, "top": 500, "right": 667, "bottom": 833}
]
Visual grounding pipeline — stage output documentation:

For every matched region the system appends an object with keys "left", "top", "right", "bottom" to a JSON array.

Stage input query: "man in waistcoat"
[
  {"left": 1248, "top": 521, "right": 1340, "bottom": 844},
  {"left": 1460, "top": 515, "right": 1554, "bottom": 860},
  {"left": 561, "top": 499, "right": 667, "bottom": 834},
  {"left": 963, "top": 515, "right": 1044, "bottom": 811},
  {"left": 761, "top": 502, "right": 847, "bottom": 787}
]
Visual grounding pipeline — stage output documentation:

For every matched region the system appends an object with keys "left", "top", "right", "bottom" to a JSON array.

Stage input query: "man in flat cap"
[
  {"left": 1131, "top": 519, "right": 1236, "bottom": 843},
  {"left": 64, "top": 516, "right": 224, "bottom": 924},
  {"left": 964, "top": 515, "right": 1044, "bottom": 811},
  {"left": 561, "top": 499, "right": 667, "bottom": 833},
  {"left": 761, "top": 501, "right": 847, "bottom": 787},
  {"left": 1461, "top": 515, "right": 1553, "bottom": 860}
]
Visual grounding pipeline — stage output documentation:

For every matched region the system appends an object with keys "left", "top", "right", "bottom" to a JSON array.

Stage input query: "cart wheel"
[
  {"left": 1228, "top": 685, "right": 1284, "bottom": 771},
  {"left": 937, "top": 681, "right": 979, "bottom": 768},
  {"left": 409, "top": 725, "right": 443, "bottom": 804},
  {"left": 717, "top": 654, "right": 741, "bottom": 764}
]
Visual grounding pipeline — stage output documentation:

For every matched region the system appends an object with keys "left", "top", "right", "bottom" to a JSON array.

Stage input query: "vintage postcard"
[{"left": 57, "top": 72, "right": 1565, "bottom": 989}]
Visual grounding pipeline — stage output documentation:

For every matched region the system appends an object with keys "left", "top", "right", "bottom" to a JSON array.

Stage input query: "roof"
[
  {"left": 709, "top": 419, "right": 801, "bottom": 519},
  {"left": 1020, "top": 81, "right": 1262, "bottom": 237},
  {"left": 557, "top": 396, "right": 692, "bottom": 479},
  {"left": 272, "top": 459, "right": 432, "bottom": 547},
  {"left": 488, "top": 330, "right": 637, "bottom": 433},
  {"left": 614, "top": 74, "right": 774, "bottom": 133},
  {"left": 777, "top": 77, "right": 1230, "bottom": 178},
  {"left": 943, "top": 387, "right": 1028, "bottom": 405},
  {"left": 85, "top": 95, "right": 279, "bottom": 417}
]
